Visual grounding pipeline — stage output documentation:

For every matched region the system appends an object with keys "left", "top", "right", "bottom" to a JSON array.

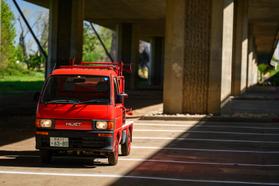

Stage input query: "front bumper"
[{"left": 36, "top": 130, "right": 113, "bottom": 153}]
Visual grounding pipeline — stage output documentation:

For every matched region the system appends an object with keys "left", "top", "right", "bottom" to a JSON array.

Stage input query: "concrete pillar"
[
  {"left": 216, "top": 0, "right": 234, "bottom": 109},
  {"left": 252, "top": 55, "right": 258, "bottom": 85},
  {"left": 116, "top": 23, "right": 133, "bottom": 90},
  {"left": 47, "top": 0, "right": 84, "bottom": 75},
  {"left": 130, "top": 24, "right": 140, "bottom": 90},
  {"left": 163, "top": 0, "right": 186, "bottom": 113},
  {"left": 151, "top": 37, "right": 164, "bottom": 87},
  {"left": 70, "top": 0, "right": 84, "bottom": 64},
  {"left": 163, "top": 0, "right": 234, "bottom": 114},
  {"left": 247, "top": 33, "right": 258, "bottom": 87},
  {"left": 231, "top": 0, "right": 248, "bottom": 96},
  {"left": 247, "top": 34, "right": 253, "bottom": 87},
  {"left": 116, "top": 23, "right": 132, "bottom": 63}
]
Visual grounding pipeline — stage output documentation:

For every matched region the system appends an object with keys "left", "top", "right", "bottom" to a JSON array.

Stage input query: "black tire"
[
  {"left": 121, "top": 130, "right": 131, "bottom": 156},
  {"left": 40, "top": 149, "right": 52, "bottom": 164},
  {"left": 108, "top": 138, "right": 119, "bottom": 165}
]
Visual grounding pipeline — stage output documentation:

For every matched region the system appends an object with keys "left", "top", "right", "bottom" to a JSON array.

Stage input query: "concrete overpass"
[{"left": 25, "top": 0, "right": 279, "bottom": 114}]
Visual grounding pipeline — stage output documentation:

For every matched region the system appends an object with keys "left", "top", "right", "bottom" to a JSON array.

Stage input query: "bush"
[
  {"left": 0, "top": 63, "right": 30, "bottom": 77},
  {"left": 258, "top": 64, "right": 269, "bottom": 74}
]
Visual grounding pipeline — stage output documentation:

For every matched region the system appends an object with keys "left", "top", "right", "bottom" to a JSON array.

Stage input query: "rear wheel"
[
  {"left": 108, "top": 138, "right": 119, "bottom": 165},
  {"left": 121, "top": 129, "right": 131, "bottom": 156},
  {"left": 40, "top": 149, "right": 52, "bottom": 164}
]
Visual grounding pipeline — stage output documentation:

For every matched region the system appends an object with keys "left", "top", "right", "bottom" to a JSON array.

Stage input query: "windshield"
[{"left": 41, "top": 75, "right": 110, "bottom": 104}]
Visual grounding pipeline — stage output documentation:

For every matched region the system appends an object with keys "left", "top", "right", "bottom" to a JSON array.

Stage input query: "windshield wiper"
[
  {"left": 74, "top": 99, "right": 108, "bottom": 105},
  {"left": 45, "top": 99, "right": 78, "bottom": 104}
]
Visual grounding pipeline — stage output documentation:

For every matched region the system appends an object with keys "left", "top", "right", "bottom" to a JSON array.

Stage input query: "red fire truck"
[{"left": 35, "top": 62, "right": 133, "bottom": 165}]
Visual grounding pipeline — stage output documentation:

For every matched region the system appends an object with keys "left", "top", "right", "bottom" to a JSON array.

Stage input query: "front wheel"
[
  {"left": 108, "top": 138, "right": 119, "bottom": 165},
  {"left": 121, "top": 129, "right": 131, "bottom": 156},
  {"left": 40, "top": 149, "right": 52, "bottom": 164}
]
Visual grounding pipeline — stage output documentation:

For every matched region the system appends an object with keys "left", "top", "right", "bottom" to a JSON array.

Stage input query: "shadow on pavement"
[
  {"left": 0, "top": 150, "right": 114, "bottom": 169},
  {"left": 108, "top": 119, "right": 279, "bottom": 186},
  {"left": 108, "top": 86, "right": 279, "bottom": 186},
  {"left": 0, "top": 116, "right": 35, "bottom": 147}
]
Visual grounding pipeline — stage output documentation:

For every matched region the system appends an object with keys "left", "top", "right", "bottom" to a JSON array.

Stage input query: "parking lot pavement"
[{"left": 1, "top": 119, "right": 279, "bottom": 186}]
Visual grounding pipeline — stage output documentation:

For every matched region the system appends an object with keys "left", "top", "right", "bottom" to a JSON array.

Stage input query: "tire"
[
  {"left": 108, "top": 138, "right": 119, "bottom": 165},
  {"left": 121, "top": 129, "right": 131, "bottom": 156},
  {"left": 40, "top": 149, "right": 52, "bottom": 164}
]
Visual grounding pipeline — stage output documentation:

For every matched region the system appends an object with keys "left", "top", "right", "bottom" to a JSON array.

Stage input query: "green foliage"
[
  {"left": 272, "top": 57, "right": 279, "bottom": 63},
  {"left": 258, "top": 64, "right": 269, "bottom": 74},
  {"left": 265, "top": 68, "right": 279, "bottom": 86},
  {"left": 83, "top": 53, "right": 103, "bottom": 62},
  {"left": 0, "top": 62, "right": 29, "bottom": 77},
  {"left": 0, "top": 72, "right": 44, "bottom": 91},
  {"left": 23, "top": 52, "right": 45, "bottom": 71},
  {"left": 82, "top": 22, "right": 113, "bottom": 62},
  {"left": 0, "top": 0, "right": 16, "bottom": 71}
]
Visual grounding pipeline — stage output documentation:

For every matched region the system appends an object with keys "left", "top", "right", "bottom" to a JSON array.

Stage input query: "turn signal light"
[
  {"left": 35, "top": 131, "right": 49, "bottom": 135},
  {"left": 98, "top": 133, "right": 112, "bottom": 137}
]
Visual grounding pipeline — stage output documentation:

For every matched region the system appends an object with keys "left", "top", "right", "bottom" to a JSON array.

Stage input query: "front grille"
[
  {"left": 70, "top": 137, "right": 106, "bottom": 148},
  {"left": 36, "top": 130, "right": 112, "bottom": 150}
]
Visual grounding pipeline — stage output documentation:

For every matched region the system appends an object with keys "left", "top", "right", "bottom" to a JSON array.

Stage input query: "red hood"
[{"left": 37, "top": 103, "right": 114, "bottom": 120}]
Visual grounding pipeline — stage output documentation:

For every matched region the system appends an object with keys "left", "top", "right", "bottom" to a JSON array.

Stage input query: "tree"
[
  {"left": 16, "top": 11, "right": 48, "bottom": 70},
  {"left": 258, "top": 63, "right": 269, "bottom": 81},
  {"left": 17, "top": 16, "right": 28, "bottom": 59},
  {"left": 82, "top": 22, "right": 113, "bottom": 62},
  {"left": 36, "top": 12, "right": 48, "bottom": 51},
  {"left": 0, "top": 0, "right": 16, "bottom": 72},
  {"left": 82, "top": 22, "right": 99, "bottom": 62}
]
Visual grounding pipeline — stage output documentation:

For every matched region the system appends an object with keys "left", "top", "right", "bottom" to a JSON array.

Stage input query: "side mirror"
[
  {"left": 119, "top": 93, "right": 128, "bottom": 98},
  {"left": 116, "top": 93, "right": 128, "bottom": 104}
]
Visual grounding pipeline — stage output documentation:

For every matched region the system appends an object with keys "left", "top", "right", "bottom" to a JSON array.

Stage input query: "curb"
[{"left": 140, "top": 116, "right": 279, "bottom": 122}]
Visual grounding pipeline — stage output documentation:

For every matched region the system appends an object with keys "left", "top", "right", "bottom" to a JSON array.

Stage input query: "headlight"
[
  {"left": 36, "top": 119, "right": 52, "bottom": 128},
  {"left": 95, "top": 121, "right": 114, "bottom": 130}
]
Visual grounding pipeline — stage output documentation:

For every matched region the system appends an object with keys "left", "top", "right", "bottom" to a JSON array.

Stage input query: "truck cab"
[{"left": 35, "top": 62, "right": 133, "bottom": 165}]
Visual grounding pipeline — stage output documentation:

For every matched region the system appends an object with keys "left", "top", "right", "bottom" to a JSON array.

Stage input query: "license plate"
[{"left": 50, "top": 137, "right": 69, "bottom": 147}]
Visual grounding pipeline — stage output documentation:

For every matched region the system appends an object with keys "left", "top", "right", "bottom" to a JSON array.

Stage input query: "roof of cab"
[{"left": 51, "top": 67, "right": 117, "bottom": 77}]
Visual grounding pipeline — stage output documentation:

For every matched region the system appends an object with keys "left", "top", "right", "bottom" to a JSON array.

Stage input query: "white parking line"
[
  {"left": 134, "top": 129, "right": 279, "bottom": 136},
  {"left": 135, "top": 123, "right": 279, "bottom": 130},
  {"left": 2, "top": 155, "right": 277, "bottom": 168},
  {"left": 119, "top": 158, "right": 279, "bottom": 167},
  {"left": 135, "top": 129, "right": 188, "bottom": 132},
  {"left": 133, "top": 146, "right": 279, "bottom": 154},
  {"left": 0, "top": 170, "right": 278, "bottom": 185},
  {"left": 133, "top": 136, "right": 279, "bottom": 144}
]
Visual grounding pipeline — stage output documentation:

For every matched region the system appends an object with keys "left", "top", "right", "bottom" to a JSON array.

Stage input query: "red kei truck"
[{"left": 35, "top": 62, "right": 133, "bottom": 165}]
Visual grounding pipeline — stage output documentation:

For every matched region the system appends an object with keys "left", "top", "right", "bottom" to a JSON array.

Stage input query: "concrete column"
[
  {"left": 116, "top": 23, "right": 133, "bottom": 90},
  {"left": 231, "top": 0, "right": 248, "bottom": 96},
  {"left": 70, "top": 0, "right": 84, "bottom": 64},
  {"left": 130, "top": 24, "right": 140, "bottom": 90},
  {"left": 163, "top": 0, "right": 234, "bottom": 114},
  {"left": 163, "top": 0, "right": 186, "bottom": 113},
  {"left": 151, "top": 37, "right": 164, "bottom": 87},
  {"left": 247, "top": 33, "right": 258, "bottom": 87},
  {"left": 47, "top": 0, "right": 84, "bottom": 75},
  {"left": 209, "top": 0, "right": 234, "bottom": 113},
  {"left": 252, "top": 56, "right": 258, "bottom": 85},
  {"left": 247, "top": 34, "right": 253, "bottom": 87},
  {"left": 116, "top": 23, "right": 132, "bottom": 63}
]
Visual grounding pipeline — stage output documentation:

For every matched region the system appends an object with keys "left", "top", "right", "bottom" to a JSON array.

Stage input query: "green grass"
[{"left": 0, "top": 72, "right": 45, "bottom": 91}]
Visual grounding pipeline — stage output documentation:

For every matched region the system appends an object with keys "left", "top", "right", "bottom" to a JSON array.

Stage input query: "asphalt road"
[{"left": 0, "top": 117, "right": 279, "bottom": 186}]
